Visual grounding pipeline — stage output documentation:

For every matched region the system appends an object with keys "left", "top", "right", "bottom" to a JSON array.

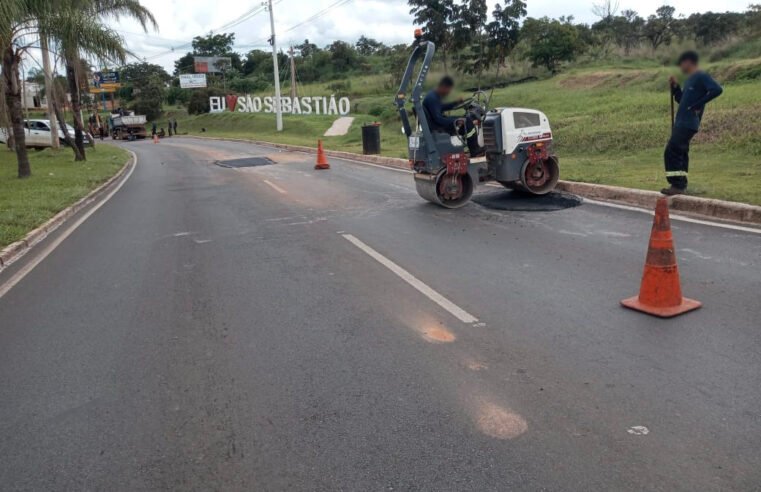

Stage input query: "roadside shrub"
[
  {"left": 187, "top": 88, "right": 225, "bottom": 115},
  {"left": 326, "top": 80, "right": 352, "bottom": 96}
]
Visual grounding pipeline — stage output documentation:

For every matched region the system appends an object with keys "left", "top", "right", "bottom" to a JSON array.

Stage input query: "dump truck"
[{"left": 110, "top": 112, "right": 147, "bottom": 141}]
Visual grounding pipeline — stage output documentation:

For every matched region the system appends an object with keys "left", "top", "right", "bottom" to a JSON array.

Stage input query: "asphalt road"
[{"left": 1, "top": 137, "right": 759, "bottom": 491}]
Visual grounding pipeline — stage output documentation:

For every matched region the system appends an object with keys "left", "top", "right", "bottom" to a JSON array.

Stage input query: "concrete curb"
[
  {"left": 0, "top": 152, "right": 136, "bottom": 270},
  {"left": 179, "top": 135, "right": 761, "bottom": 226}
]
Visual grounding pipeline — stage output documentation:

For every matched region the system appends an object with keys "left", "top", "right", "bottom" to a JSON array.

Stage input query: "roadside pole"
[
  {"left": 266, "top": 0, "right": 283, "bottom": 132},
  {"left": 41, "top": 36, "right": 60, "bottom": 149},
  {"left": 289, "top": 46, "right": 297, "bottom": 100}
]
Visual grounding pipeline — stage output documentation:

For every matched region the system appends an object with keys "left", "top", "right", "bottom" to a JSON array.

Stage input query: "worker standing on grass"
[
  {"left": 423, "top": 76, "right": 484, "bottom": 157},
  {"left": 663, "top": 51, "right": 723, "bottom": 196}
]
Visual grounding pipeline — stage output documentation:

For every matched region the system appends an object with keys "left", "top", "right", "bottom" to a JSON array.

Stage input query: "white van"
[{"left": 0, "top": 119, "right": 91, "bottom": 149}]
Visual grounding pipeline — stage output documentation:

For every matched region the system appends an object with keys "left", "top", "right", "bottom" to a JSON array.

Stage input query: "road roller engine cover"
[{"left": 395, "top": 30, "right": 560, "bottom": 209}]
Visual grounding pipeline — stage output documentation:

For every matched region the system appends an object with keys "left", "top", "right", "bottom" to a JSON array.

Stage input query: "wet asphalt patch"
[
  {"left": 473, "top": 189, "right": 582, "bottom": 212},
  {"left": 216, "top": 157, "right": 275, "bottom": 168}
]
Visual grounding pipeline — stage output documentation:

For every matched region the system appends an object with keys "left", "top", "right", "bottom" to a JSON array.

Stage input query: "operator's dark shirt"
[
  {"left": 672, "top": 71, "right": 723, "bottom": 131},
  {"left": 423, "top": 91, "right": 459, "bottom": 131}
]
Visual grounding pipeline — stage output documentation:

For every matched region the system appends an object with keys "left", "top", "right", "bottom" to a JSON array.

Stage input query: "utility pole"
[
  {"left": 289, "top": 46, "right": 297, "bottom": 100},
  {"left": 41, "top": 36, "right": 60, "bottom": 149},
  {"left": 266, "top": 0, "right": 283, "bottom": 131}
]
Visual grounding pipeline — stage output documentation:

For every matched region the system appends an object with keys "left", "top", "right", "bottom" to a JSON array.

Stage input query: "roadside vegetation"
[{"left": 0, "top": 145, "right": 128, "bottom": 248}]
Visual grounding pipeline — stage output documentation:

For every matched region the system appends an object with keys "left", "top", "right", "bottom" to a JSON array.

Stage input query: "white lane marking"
[
  {"left": 627, "top": 426, "right": 650, "bottom": 436},
  {"left": 263, "top": 179, "right": 287, "bottom": 194},
  {"left": 341, "top": 234, "right": 479, "bottom": 324},
  {"left": 0, "top": 151, "right": 137, "bottom": 300},
  {"left": 583, "top": 198, "right": 761, "bottom": 235}
]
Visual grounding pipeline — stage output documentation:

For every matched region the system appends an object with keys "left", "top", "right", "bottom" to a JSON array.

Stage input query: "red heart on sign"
[{"left": 225, "top": 94, "right": 238, "bottom": 112}]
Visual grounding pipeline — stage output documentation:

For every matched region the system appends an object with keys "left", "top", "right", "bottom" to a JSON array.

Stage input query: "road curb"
[
  {"left": 0, "top": 151, "right": 136, "bottom": 270},
  {"left": 179, "top": 135, "right": 761, "bottom": 226}
]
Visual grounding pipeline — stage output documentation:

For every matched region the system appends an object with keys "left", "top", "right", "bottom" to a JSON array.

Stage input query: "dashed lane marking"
[
  {"left": 341, "top": 233, "right": 479, "bottom": 324},
  {"left": 263, "top": 179, "right": 287, "bottom": 194}
]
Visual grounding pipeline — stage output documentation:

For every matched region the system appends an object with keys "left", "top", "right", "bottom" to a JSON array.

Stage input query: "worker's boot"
[{"left": 661, "top": 186, "right": 686, "bottom": 196}]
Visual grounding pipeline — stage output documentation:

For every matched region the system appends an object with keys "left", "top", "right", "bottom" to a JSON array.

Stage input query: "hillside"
[{"left": 171, "top": 56, "right": 761, "bottom": 205}]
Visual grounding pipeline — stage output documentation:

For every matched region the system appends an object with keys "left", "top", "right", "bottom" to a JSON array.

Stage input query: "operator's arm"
[
  {"left": 423, "top": 93, "right": 458, "bottom": 129},
  {"left": 689, "top": 73, "right": 723, "bottom": 109},
  {"left": 441, "top": 101, "right": 459, "bottom": 111}
]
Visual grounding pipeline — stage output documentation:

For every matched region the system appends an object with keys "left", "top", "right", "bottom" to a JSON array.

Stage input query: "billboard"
[
  {"left": 193, "top": 56, "right": 232, "bottom": 74},
  {"left": 91, "top": 71, "right": 119, "bottom": 88},
  {"left": 180, "top": 73, "right": 207, "bottom": 89}
]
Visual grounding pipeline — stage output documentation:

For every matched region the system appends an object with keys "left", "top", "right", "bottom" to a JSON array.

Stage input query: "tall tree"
[
  {"left": 0, "top": 0, "right": 58, "bottom": 177},
  {"left": 58, "top": 0, "right": 157, "bottom": 160},
  {"left": 486, "top": 0, "right": 527, "bottom": 72},
  {"left": 520, "top": 17, "right": 584, "bottom": 73},
  {"left": 408, "top": 0, "right": 455, "bottom": 72},
  {"left": 610, "top": 10, "right": 644, "bottom": 55},
  {"left": 451, "top": 0, "right": 489, "bottom": 76},
  {"left": 643, "top": 5, "right": 676, "bottom": 52}
]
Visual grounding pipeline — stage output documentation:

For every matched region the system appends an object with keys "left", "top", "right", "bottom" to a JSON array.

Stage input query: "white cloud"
[{"left": 113, "top": 0, "right": 753, "bottom": 72}]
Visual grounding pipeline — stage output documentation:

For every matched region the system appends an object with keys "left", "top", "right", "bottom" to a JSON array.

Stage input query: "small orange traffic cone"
[
  {"left": 315, "top": 140, "right": 330, "bottom": 170},
  {"left": 621, "top": 198, "right": 702, "bottom": 318}
]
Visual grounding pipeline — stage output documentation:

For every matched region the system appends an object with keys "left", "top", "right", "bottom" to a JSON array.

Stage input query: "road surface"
[{"left": 1, "top": 138, "right": 759, "bottom": 491}]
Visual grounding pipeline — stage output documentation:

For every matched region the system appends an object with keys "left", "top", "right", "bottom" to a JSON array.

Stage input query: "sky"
[{"left": 112, "top": 0, "right": 752, "bottom": 72}]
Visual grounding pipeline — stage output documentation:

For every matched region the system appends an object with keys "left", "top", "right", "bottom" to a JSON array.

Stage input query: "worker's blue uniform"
[
  {"left": 666, "top": 72, "right": 723, "bottom": 189},
  {"left": 423, "top": 91, "right": 481, "bottom": 155}
]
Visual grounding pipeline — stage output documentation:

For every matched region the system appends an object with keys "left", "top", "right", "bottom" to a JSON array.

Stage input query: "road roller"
[{"left": 395, "top": 30, "right": 560, "bottom": 209}]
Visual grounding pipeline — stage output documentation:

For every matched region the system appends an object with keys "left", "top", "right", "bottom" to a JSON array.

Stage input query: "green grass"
[
  {"left": 171, "top": 56, "right": 761, "bottom": 205},
  {"left": 0, "top": 145, "right": 128, "bottom": 249}
]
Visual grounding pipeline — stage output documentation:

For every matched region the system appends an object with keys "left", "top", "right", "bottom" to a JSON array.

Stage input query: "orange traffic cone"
[
  {"left": 315, "top": 140, "right": 330, "bottom": 170},
  {"left": 621, "top": 198, "right": 702, "bottom": 318}
]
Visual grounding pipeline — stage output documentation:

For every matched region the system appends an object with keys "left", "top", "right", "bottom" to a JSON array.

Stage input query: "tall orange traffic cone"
[
  {"left": 621, "top": 198, "right": 702, "bottom": 318},
  {"left": 315, "top": 140, "right": 330, "bottom": 170}
]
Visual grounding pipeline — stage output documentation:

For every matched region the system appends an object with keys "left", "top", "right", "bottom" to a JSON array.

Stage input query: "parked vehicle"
[
  {"left": 0, "top": 119, "right": 91, "bottom": 149},
  {"left": 109, "top": 112, "right": 147, "bottom": 140}
]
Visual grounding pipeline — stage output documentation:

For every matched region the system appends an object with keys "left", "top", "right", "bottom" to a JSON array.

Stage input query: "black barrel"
[{"left": 362, "top": 123, "right": 381, "bottom": 155}]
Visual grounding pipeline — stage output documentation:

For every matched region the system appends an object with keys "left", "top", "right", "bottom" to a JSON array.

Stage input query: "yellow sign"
[{"left": 89, "top": 83, "right": 122, "bottom": 94}]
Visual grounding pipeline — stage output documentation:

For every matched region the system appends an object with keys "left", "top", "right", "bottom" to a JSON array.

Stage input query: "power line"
[
  {"left": 282, "top": 0, "right": 353, "bottom": 34},
  {"left": 140, "top": 2, "right": 276, "bottom": 62}
]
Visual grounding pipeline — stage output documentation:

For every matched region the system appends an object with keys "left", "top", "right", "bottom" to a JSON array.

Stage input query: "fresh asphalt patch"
[
  {"left": 473, "top": 189, "right": 583, "bottom": 212},
  {"left": 215, "top": 157, "right": 274, "bottom": 168}
]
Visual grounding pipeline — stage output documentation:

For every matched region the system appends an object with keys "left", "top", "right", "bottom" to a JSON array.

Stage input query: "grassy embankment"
[
  {"left": 172, "top": 56, "right": 761, "bottom": 205},
  {"left": 0, "top": 145, "right": 128, "bottom": 249}
]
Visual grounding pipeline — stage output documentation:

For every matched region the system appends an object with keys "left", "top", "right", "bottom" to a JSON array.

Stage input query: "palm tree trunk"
[
  {"left": 52, "top": 99, "right": 82, "bottom": 160},
  {"left": 40, "top": 36, "right": 60, "bottom": 149},
  {"left": 65, "top": 58, "right": 86, "bottom": 161},
  {"left": 2, "top": 45, "right": 31, "bottom": 178}
]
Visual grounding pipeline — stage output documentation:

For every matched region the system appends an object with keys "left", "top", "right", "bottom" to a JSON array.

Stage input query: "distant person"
[
  {"left": 173, "top": 119, "right": 178, "bottom": 135},
  {"left": 168, "top": 119, "right": 173, "bottom": 137},
  {"left": 663, "top": 51, "right": 723, "bottom": 196},
  {"left": 151, "top": 122, "right": 157, "bottom": 137},
  {"left": 423, "top": 76, "right": 483, "bottom": 157}
]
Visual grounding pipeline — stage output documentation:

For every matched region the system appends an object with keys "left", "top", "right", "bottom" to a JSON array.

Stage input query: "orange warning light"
[{"left": 414, "top": 29, "right": 423, "bottom": 39}]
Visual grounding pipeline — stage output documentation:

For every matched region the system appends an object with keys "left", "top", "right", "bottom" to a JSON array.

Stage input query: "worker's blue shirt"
[
  {"left": 673, "top": 71, "right": 723, "bottom": 131},
  {"left": 422, "top": 91, "right": 459, "bottom": 131}
]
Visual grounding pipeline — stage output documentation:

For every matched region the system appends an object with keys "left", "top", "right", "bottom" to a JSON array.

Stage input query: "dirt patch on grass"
[{"left": 558, "top": 70, "right": 651, "bottom": 89}]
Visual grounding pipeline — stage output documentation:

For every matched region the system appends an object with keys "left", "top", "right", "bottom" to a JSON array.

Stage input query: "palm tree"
[
  {"left": 53, "top": 1, "right": 157, "bottom": 160},
  {"left": 0, "top": 1, "right": 55, "bottom": 177},
  {"left": 1, "top": 0, "right": 156, "bottom": 175}
]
